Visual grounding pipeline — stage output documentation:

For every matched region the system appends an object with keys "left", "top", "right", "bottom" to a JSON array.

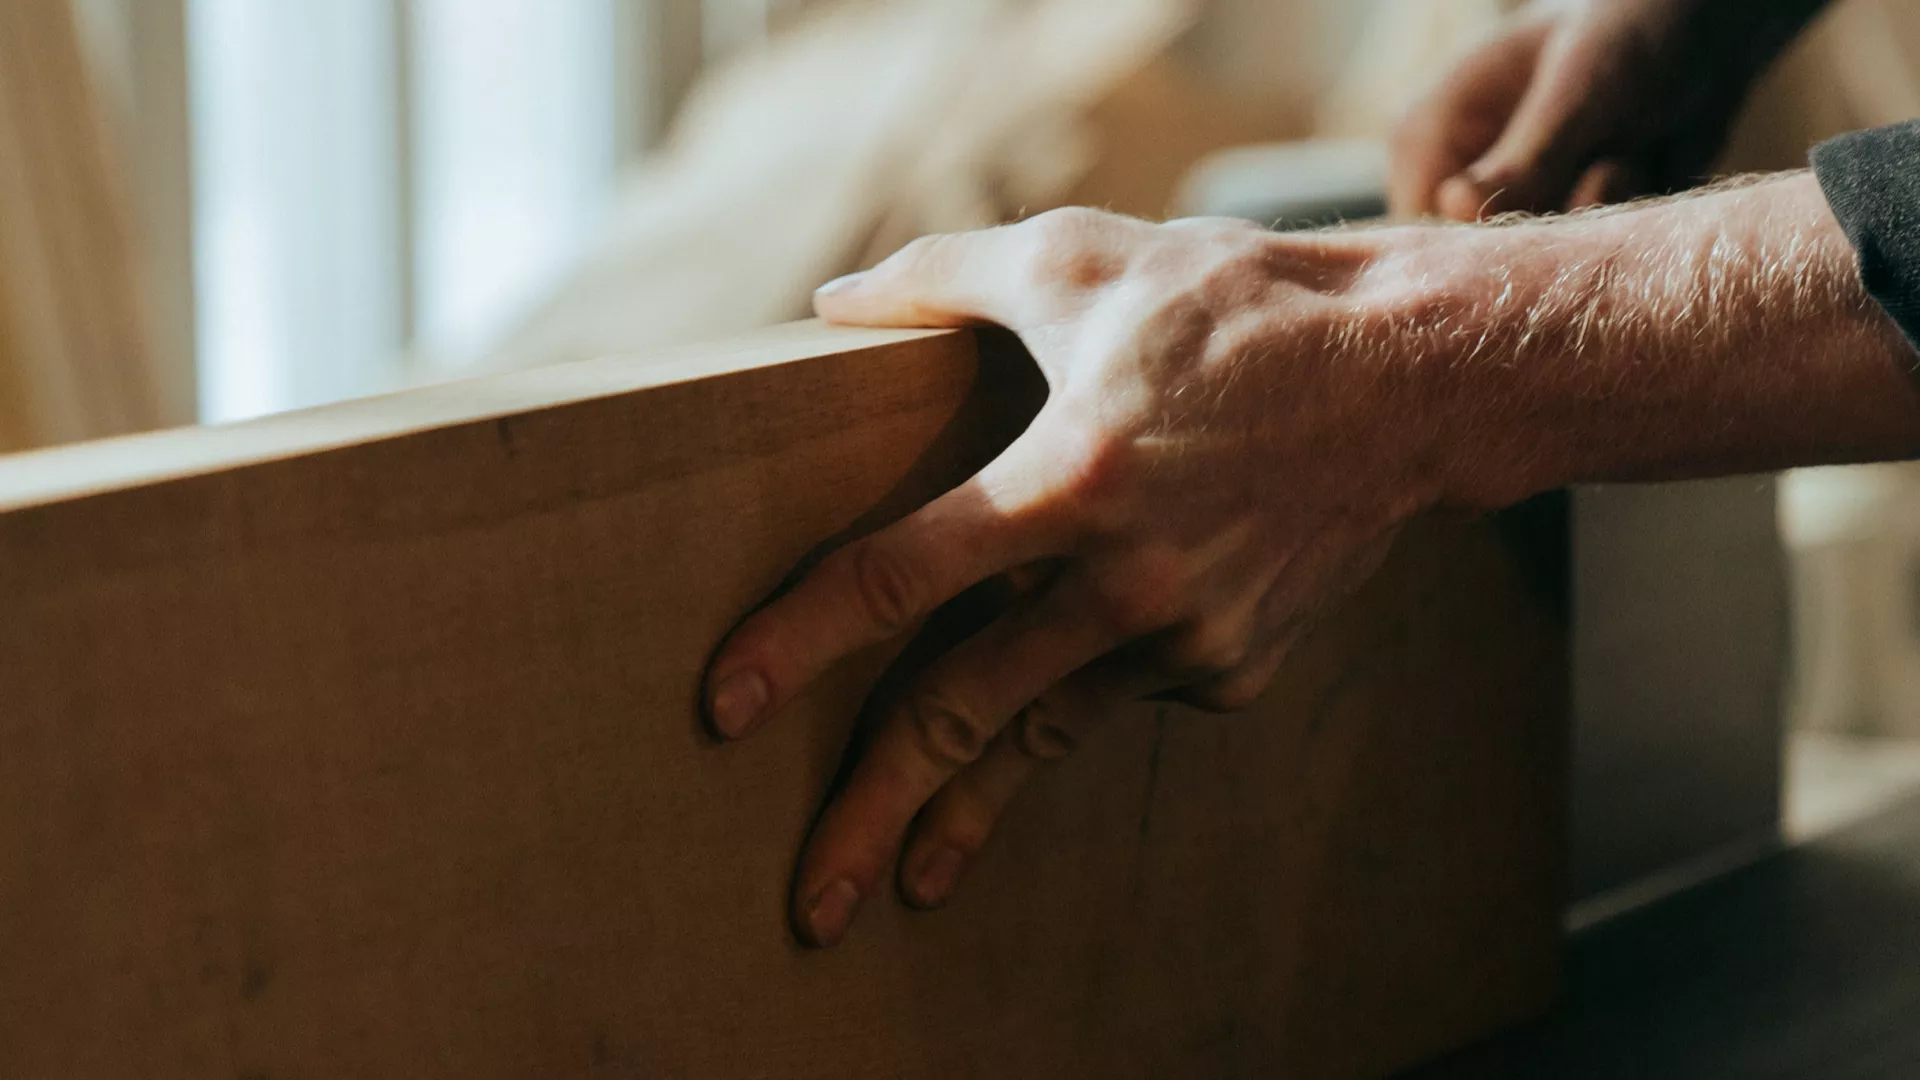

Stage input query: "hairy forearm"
[{"left": 1372, "top": 171, "right": 1920, "bottom": 508}]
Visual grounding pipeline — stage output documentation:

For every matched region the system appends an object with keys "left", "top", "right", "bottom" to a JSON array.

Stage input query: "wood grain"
[{"left": 0, "top": 322, "right": 1565, "bottom": 1078}]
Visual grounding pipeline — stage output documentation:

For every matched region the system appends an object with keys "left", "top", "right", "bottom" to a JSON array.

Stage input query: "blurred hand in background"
[{"left": 1388, "top": 0, "right": 1831, "bottom": 220}]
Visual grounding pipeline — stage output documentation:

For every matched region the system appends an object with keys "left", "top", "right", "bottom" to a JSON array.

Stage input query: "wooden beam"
[{"left": 0, "top": 322, "right": 1565, "bottom": 1078}]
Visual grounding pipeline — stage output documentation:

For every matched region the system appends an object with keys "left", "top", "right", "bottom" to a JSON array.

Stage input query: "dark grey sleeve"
[{"left": 1811, "top": 120, "right": 1920, "bottom": 373}]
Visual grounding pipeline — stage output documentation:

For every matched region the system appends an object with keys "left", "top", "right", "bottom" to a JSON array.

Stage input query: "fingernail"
[
  {"left": 802, "top": 879, "right": 861, "bottom": 947},
  {"left": 708, "top": 669, "right": 768, "bottom": 738},
  {"left": 815, "top": 271, "right": 867, "bottom": 298},
  {"left": 910, "top": 847, "right": 966, "bottom": 908}
]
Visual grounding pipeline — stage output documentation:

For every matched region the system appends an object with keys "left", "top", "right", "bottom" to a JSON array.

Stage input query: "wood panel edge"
[{"left": 0, "top": 321, "right": 959, "bottom": 513}]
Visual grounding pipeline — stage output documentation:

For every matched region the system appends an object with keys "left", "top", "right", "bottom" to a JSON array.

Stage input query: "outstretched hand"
[
  {"left": 702, "top": 209, "right": 1462, "bottom": 946},
  {"left": 703, "top": 162, "right": 1920, "bottom": 950}
]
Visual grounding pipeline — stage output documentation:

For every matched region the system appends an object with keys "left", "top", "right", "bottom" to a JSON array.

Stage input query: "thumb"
[
  {"left": 814, "top": 225, "right": 1029, "bottom": 329},
  {"left": 817, "top": 209, "right": 1140, "bottom": 329},
  {"left": 814, "top": 215, "right": 1067, "bottom": 330},
  {"left": 813, "top": 233, "right": 996, "bottom": 329}
]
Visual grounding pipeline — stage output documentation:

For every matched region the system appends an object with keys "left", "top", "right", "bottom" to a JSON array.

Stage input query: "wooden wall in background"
[
  {"left": 0, "top": 323, "right": 1566, "bottom": 1078},
  {"left": 0, "top": 0, "right": 162, "bottom": 452}
]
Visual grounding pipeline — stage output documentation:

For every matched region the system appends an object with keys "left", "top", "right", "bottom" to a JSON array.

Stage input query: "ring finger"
[{"left": 789, "top": 571, "right": 1137, "bottom": 946}]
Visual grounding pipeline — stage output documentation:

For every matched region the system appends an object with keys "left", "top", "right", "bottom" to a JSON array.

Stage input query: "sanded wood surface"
[{"left": 0, "top": 323, "right": 1565, "bottom": 1078}]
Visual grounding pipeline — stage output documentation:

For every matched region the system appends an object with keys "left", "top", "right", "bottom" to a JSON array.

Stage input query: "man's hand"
[
  {"left": 702, "top": 209, "right": 1453, "bottom": 946},
  {"left": 1390, "top": 0, "right": 1829, "bottom": 220},
  {"left": 704, "top": 176, "right": 1920, "bottom": 949}
]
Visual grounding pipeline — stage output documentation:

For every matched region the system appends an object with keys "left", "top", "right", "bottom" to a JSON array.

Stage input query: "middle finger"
[{"left": 789, "top": 571, "right": 1130, "bottom": 946}]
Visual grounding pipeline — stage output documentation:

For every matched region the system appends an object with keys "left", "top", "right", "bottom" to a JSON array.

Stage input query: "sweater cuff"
[{"left": 1811, "top": 120, "right": 1920, "bottom": 374}]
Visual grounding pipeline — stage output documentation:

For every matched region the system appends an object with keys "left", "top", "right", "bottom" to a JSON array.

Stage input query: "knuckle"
[
  {"left": 1014, "top": 700, "right": 1080, "bottom": 762},
  {"left": 1163, "top": 620, "right": 1252, "bottom": 678},
  {"left": 1035, "top": 245, "right": 1128, "bottom": 292},
  {"left": 1019, "top": 209, "right": 1122, "bottom": 281},
  {"left": 849, "top": 540, "right": 923, "bottom": 635},
  {"left": 905, "top": 692, "right": 994, "bottom": 770}
]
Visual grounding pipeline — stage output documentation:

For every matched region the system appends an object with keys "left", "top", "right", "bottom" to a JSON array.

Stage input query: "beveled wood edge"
[{"left": 0, "top": 322, "right": 957, "bottom": 513}]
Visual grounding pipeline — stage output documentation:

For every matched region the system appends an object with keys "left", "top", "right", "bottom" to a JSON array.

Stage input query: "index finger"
[{"left": 704, "top": 437, "right": 1071, "bottom": 740}]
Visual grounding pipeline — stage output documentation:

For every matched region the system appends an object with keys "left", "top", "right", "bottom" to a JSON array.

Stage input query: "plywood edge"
[{"left": 0, "top": 321, "right": 957, "bottom": 512}]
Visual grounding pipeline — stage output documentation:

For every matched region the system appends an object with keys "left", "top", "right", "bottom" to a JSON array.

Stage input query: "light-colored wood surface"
[{"left": 0, "top": 322, "right": 1565, "bottom": 1078}]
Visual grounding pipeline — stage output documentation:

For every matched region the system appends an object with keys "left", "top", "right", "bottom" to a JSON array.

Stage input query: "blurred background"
[{"left": 5, "top": 0, "right": 1920, "bottom": 914}]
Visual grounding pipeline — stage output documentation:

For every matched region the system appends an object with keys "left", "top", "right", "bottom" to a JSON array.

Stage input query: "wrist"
[
  {"left": 1378, "top": 172, "right": 1918, "bottom": 512},
  {"left": 1350, "top": 218, "right": 1626, "bottom": 512}
]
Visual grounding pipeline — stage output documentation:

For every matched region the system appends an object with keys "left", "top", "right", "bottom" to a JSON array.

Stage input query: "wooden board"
[{"left": 0, "top": 322, "right": 1566, "bottom": 1078}]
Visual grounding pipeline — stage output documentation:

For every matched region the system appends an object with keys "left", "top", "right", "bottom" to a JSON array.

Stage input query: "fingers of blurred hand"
[
  {"left": 1388, "top": 19, "right": 1554, "bottom": 218},
  {"left": 814, "top": 208, "right": 1137, "bottom": 329},
  {"left": 788, "top": 573, "right": 1130, "bottom": 947},
  {"left": 1565, "top": 157, "right": 1646, "bottom": 212},
  {"left": 1434, "top": 26, "right": 1621, "bottom": 220},
  {"left": 705, "top": 440, "right": 1071, "bottom": 741},
  {"left": 1388, "top": 93, "right": 1487, "bottom": 220},
  {"left": 1389, "top": 96, "right": 1475, "bottom": 220}
]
